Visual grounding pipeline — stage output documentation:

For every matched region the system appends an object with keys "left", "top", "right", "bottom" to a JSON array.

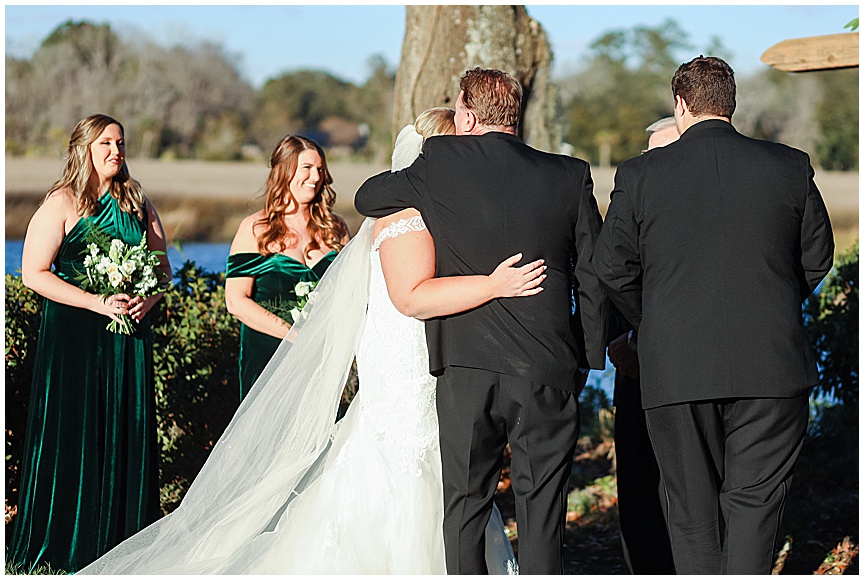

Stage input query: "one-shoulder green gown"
[
  {"left": 8, "top": 193, "right": 161, "bottom": 573},
  {"left": 225, "top": 251, "right": 336, "bottom": 399}
]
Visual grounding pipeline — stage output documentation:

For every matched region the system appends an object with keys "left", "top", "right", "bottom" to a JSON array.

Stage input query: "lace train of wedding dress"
[{"left": 78, "top": 220, "right": 517, "bottom": 574}]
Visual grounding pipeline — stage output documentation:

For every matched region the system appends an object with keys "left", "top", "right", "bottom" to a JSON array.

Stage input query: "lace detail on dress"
[
  {"left": 371, "top": 216, "right": 427, "bottom": 251},
  {"left": 355, "top": 246, "right": 439, "bottom": 477}
]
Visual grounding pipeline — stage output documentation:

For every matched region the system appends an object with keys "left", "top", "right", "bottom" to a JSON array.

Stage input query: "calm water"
[{"left": 5, "top": 240, "right": 231, "bottom": 277}]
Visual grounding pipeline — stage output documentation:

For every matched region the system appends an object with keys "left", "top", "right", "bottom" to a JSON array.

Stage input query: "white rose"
[
  {"left": 295, "top": 281, "right": 314, "bottom": 297},
  {"left": 120, "top": 261, "right": 136, "bottom": 276},
  {"left": 108, "top": 270, "right": 123, "bottom": 287}
]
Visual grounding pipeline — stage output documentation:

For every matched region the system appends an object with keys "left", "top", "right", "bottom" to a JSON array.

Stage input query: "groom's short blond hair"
[{"left": 459, "top": 68, "right": 522, "bottom": 128}]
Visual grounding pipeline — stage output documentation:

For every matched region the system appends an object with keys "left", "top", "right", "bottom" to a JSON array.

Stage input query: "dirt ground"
[{"left": 5, "top": 157, "right": 859, "bottom": 251}]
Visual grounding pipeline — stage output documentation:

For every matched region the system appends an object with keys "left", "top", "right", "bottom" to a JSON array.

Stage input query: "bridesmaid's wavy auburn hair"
[
  {"left": 46, "top": 114, "right": 145, "bottom": 219},
  {"left": 255, "top": 135, "right": 347, "bottom": 257}
]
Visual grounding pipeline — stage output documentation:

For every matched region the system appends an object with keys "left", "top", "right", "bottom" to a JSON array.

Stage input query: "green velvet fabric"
[
  {"left": 8, "top": 192, "right": 161, "bottom": 573},
  {"left": 225, "top": 250, "right": 336, "bottom": 400}
]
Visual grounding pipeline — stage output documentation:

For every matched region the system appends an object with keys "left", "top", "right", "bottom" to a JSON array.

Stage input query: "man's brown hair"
[
  {"left": 459, "top": 67, "right": 523, "bottom": 127},
  {"left": 671, "top": 56, "right": 736, "bottom": 118}
]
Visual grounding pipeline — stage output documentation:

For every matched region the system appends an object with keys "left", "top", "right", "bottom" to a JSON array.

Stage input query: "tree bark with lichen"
[{"left": 393, "top": 5, "right": 561, "bottom": 153}]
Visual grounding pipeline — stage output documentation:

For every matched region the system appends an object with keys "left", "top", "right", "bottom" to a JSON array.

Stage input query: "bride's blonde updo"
[{"left": 414, "top": 108, "right": 455, "bottom": 140}]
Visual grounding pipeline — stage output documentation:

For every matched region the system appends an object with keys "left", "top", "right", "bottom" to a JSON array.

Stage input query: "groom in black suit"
[
  {"left": 355, "top": 68, "right": 607, "bottom": 574},
  {"left": 592, "top": 56, "right": 834, "bottom": 574}
]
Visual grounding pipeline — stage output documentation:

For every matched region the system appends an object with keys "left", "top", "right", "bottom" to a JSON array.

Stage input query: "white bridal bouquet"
[{"left": 76, "top": 222, "right": 168, "bottom": 334}]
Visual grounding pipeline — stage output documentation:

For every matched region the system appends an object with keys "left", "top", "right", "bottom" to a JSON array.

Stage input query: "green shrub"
[
  {"left": 803, "top": 239, "right": 858, "bottom": 408},
  {"left": 4, "top": 262, "right": 242, "bottom": 518},
  {"left": 149, "top": 261, "right": 241, "bottom": 513},
  {"left": 5, "top": 259, "right": 364, "bottom": 521},
  {"left": 799, "top": 239, "right": 859, "bottom": 489},
  {"left": 4, "top": 275, "right": 42, "bottom": 516},
  {"left": 579, "top": 384, "right": 614, "bottom": 445}
]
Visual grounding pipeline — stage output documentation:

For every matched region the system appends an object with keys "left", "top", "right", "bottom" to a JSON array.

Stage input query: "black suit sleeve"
[
  {"left": 798, "top": 158, "right": 834, "bottom": 300},
  {"left": 572, "top": 163, "right": 609, "bottom": 369},
  {"left": 592, "top": 165, "right": 643, "bottom": 331},
  {"left": 354, "top": 146, "right": 428, "bottom": 218}
]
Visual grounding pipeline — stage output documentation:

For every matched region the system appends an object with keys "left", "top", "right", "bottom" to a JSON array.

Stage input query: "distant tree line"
[
  {"left": 558, "top": 19, "right": 858, "bottom": 170},
  {"left": 5, "top": 20, "right": 396, "bottom": 163},
  {"left": 5, "top": 18, "right": 858, "bottom": 170}
]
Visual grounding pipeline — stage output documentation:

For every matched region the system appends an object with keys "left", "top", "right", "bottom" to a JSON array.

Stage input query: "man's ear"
[
  {"left": 464, "top": 109, "right": 477, "bottom": 134},
  {"left": 675, "top": 95, "right": 689, "bottom": 116}
]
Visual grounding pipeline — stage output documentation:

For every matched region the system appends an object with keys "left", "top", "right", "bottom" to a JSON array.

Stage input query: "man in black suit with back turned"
[
  {"left": 592, "top": 56, "right": 834, "bottom": 574},
  {"left": 355, "top": 68, "right": 607, "bottom": 574}
]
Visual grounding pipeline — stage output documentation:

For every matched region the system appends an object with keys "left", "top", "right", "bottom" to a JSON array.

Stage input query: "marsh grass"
[{"left": 5, "top": 560, "right": 68, "bottom": 575}]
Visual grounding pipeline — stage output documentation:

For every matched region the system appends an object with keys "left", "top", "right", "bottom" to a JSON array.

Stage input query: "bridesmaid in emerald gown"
[
  {"left": 9, "top": 114, "right": 171, "bottom": 572},
  {"left": 226, "top": 135, "right": 350, "bottom": 399}
]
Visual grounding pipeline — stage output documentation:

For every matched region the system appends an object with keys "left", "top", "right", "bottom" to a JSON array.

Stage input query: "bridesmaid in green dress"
[
  {"left": 226, "top": 135, "right": 350, "bottom": 399},
  {"left": 9, "top": 114, "right": 171, "bottom": 572}
]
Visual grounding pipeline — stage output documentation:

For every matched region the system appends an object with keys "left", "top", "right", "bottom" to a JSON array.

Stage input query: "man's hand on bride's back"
[{"left": 488, "top": 254, "right": 546, "bottom": 298}]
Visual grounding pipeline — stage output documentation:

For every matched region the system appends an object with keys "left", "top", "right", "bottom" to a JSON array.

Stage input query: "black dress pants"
[
  {"left": 436, "top": 366, "right": 580, "bottom": 575},
  {"left": 645, "top": 394, "right": 809, "bottom": 574},
  {"left": 613, "top": 373, "right": 675, "bottom": 574}
]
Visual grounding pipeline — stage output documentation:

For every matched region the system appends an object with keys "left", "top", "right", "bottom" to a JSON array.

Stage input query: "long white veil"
[
  {"left": 79, "top": 218, "right": 375, "bottom": 574},
  {"left": 391, "top": 123, "right": 424, "bottom": 171}
]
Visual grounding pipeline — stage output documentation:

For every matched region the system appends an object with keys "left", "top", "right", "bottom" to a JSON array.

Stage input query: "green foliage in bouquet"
[
  {"left": 75, "top": 221, "right": 168, "bottom": 334},
  {"left": 258, "top": 280, "right": 318, "bottom": 325},
  {"left": 257, "top": 296, "right": 298, "bottom": 324}
]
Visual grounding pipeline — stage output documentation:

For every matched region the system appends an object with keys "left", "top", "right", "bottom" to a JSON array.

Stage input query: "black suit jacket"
[
  {"left": 592, "top": 119, "right": 834, "bottom": 408},
  {"left": 355, "top": 132, "right": 607, "bottom": 393}
]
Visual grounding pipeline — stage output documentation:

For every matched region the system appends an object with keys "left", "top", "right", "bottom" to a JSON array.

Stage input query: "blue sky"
[{"left": 5, "top": 4, "right": 859, "bottom": 88}]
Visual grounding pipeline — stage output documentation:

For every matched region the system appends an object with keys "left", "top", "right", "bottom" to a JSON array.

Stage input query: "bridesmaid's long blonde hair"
[
  {"left": 255, "top": 135, "right": 347, "bottom": 257},
  {"left": 46, "top": 114, "right": 145, "bottom": 219}
]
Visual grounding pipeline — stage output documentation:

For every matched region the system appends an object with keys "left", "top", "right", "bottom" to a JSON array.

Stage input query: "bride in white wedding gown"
[{"left": 79, "top": 109, "right": 544, "bottom": 575}]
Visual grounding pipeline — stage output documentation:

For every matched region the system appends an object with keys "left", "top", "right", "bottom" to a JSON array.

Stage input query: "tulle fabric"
[
  {"left": 391, "top": 123, "right": 425, "bottom": 171},
  {"left": 78, "top": 220, "right": 375, "bottom": 574}
]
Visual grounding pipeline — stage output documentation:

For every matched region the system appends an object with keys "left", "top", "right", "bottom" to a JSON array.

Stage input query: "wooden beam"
[{"left": 761, "top": 32, "right": 858, "bottom": 72}]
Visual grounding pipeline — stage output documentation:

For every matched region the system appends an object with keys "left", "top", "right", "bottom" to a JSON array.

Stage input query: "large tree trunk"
[{"left": 393, "top": 5, "right": 561, "bottom": 153}]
